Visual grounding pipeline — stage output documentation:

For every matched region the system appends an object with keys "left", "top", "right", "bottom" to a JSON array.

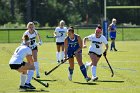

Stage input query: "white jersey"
[
  {"left": 87, "top": 34, "right": 108, "bottom": 55},
  {"left": 9, "top": 45, "right": 32, "bottom": 64},
  {"left": 54, "top": 27, "right": 67, "bottom": 42},
  {"left": 23, "top": 30, "right": 38, "bottom": 49}
]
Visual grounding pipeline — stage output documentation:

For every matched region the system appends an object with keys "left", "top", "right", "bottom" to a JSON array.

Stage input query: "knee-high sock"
[
  {"left": 56, "top": 52, "right": 60, "bottom": 61},
  {"left": 80, "top": 65, "right": 88, "bottom": 78},
  {"left": 91, "top": 65, "right": 97, "bottom": 77},
  {"left": 61, "top": 51, "right": 64, "bottom": 60},
  {"left": 20, "top": 74, "right": 27, "bottom": 86},
  {"left": 34, "top": 62, "right": 39, "bottom": 75},
  {"left": 113, "top": 42, "right": 116, "bottom": 49},
  {"left": 68, "top": 67, "right": 74, "bottom": 75},
  {"left": 26, "top": 70, "right": 34, "bottom": 84},
  {"left": 111, "top": 42, "right": 114, "bottom": 50}
]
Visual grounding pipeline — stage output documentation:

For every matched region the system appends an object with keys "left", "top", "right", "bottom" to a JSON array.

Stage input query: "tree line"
[{"left": 0, "top": 0, "right": 140, "bottom": 27}]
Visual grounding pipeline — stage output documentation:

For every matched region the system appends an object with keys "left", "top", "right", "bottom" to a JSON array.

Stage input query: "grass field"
[{"left": 0, "top": 41, "right": 140, "bottom": 93}]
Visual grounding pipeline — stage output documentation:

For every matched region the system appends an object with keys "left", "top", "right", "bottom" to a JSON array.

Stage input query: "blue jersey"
[
  {"left": 67, "top": 34, "right": 81, "bottom": 57},
  {"left": 109, "top": 24, "right": 117, "bottom": 39}
]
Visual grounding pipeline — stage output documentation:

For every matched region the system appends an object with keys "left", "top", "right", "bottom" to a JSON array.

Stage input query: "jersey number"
[
  {"left": 16, "top": 47, "right": 21, "bottom": 53},
  {"left": 95, "top": 44, "right": 100, "bottom": 48},
  {"left": 60, "top": 33, "right": 63, "bottom": 36},
  {"left": 31, "top": 39, "right": 35, "bottom": 45}
]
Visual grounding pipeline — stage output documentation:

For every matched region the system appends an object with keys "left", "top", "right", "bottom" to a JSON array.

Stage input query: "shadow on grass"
[
  {"left": 96, "top": 80, "right": 125, "bottom": 83},
  {"left": 37, "top": 79, "right": 57, "bottom": 82},
  {"left": 73, "top": 81, "right": 97, "bottom": 85},
  {"left": 19, "top": 89, "right": 49, "bottom": 92},
  {"left": 111, "top": 50, "right": 128, "bottom": 52}
]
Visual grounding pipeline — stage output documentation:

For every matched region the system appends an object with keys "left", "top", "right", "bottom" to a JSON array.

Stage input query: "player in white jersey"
[
  {"left": 54, "top": 20, "right": 67, "bottom": 63},
  {"left": 83, "top": 26, "right": 108, "bottom": 81},
  {"left": 9, "top": 35, "right": 35, "bottom": 89},
  {"left": 22, "top": 22, "right": 42, "bottom": 79}
]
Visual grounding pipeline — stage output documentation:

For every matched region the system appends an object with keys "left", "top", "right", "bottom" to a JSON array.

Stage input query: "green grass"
[
  {"left": 0, "top": 41, "right": 140, "bottom": 93},
  {"left": 0, "top": 28, "right": 140, "bottom": 43}
]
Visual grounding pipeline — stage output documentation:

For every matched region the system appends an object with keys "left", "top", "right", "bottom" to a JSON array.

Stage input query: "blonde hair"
[
  {"left": 60, "top": 20, "right": 65, "bottom": 25},
  {"left": 112, "top": 18, "right": 116, "bottom": 22},
  {"left": 26, "top": 22, "right": 35, "bottom": 29}
]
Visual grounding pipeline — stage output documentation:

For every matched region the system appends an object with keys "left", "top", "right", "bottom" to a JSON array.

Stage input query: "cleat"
[
  {"left": 36, "top": 75, "right": 40, "bottom": 78},
  {"left": 57, "top": 60, "right": 60, "bottom": 63},
  {"left": 114, "top": 48, "right": 117, "bottom": 51},
  {"left": 19, "top": 85, "right": 28, "bottom": 90},
  {"left": 61, "top": 60, "right": 64, "bottom": 63},
  {"left": 25, "top": 83, "right": 36, "bottom": 89},
  {"left": 68, "top": 74, "right": 72, "bottom": 81},
  {"left": 110, "top": 49, "right": 113, "bottom": 51},
  {"left": 92, "top": 76, "right": 98, "bottom": 81},
  {"left": 85, "top": 77, "right": 91, "bottom": 82},
  {"left": 36, "top": 74, "right": 40, "bottom": 78}
]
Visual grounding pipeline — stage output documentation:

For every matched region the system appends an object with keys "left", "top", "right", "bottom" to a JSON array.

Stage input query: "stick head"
[
  {"left": 111, "top": 73, "right": 114, "bottom": 77},
  {"left": 45, "top": 71, "right": 48, "bottom": 75},
  {"left": 45, "top": 83, "right": 49, "bottom": 87}
]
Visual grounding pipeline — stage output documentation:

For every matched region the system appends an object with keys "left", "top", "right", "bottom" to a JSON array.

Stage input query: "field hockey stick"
[
  {"left": 46, "top": 35, "right": 60, "bottom": 38},
  {"left": 32, "top": 77, "right": 49, "bottom": 87},
  {"left": 44, "top": 57, "right": 70, "bottom": 76},
  {"left": 104, "top": 55, "right": 114, "bottom": 77}
]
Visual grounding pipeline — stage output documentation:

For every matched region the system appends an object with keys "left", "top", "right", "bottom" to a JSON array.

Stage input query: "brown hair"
[
  {"left": 68, "top": 26, "right": 74, "bottom": 33},
  {"left": 23, "top": 35, "right": 30, "bottom": 42}
]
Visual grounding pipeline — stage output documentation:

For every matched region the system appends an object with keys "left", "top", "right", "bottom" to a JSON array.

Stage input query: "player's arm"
[
  {"left": 64, "top": 37, "right": 68, "bottom": 59},
  {"left": 74, "top": 36, "right": 82, "bottom": 54},
  {"left": 36, "top": 31, "right": 42, "bottom": 45},
  {"left": 53, "top": 31, "right": 57, "bottom": 37},
  {"left": 26, "top": 55, "right": 34, "bottom": 65},
  {"left": 83, "top": 36, "right": 88, "bottom": 48},
  {"left": 103, "top": 37, "right": 109, "bottom": 56},
  {"left": 108, "top": 24, "right": 112, "bottom": 32}
]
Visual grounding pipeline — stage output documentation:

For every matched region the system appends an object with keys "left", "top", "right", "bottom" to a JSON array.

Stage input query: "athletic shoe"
[
  {"left": 68, "top": 74, "right": 72, "bottom": 81},
  {"left": 110, "top": 49, "right": 113, "bottom": 51},
  {"left": 57, "top": 60, "right": 60, "bottom": 63},
  {"left": 25, "top": 83, "right": 36, "bottom": 89},
  {"left": 114, "top": 48, "right": 117, "bottom": 51},
  {"left": 19, "top": 85, "right": 28, "bottom": 90},
  {"left": 36, "top": 75, "right": 40, "bottom": 78},
  {"left": 36, "top": 74, "right": 40, "bottom": 78},
  {"left": 61, "top": 60, "right": 64, "bottom": 63},
  {"left": 85, "top": 77, "right": 91, "bottom": 82},
  {"left": 92, "top": 76, "right": 98, "bottom": 81}
]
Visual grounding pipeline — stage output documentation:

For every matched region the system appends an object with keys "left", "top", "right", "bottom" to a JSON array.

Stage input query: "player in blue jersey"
[
  {"left": 64, "top": 27, "right": 91, "bottom": 82},
  {"left": 108, "top": 18, "right": 117, "bottom": 51}
]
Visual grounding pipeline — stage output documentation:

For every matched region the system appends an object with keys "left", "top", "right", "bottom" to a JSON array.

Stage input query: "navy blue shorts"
[
  {"left": 9, "top": 62, "right": 26, "bottom": 70},
  {"left": 110, "top": 32, "right": 116, "bottom": 39},
  {"left": 67, "top": 50, "right": 82, "bottom": 58}
]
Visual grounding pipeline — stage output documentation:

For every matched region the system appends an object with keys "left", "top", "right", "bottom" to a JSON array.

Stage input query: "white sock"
[
  {"left": 34, "top": 62, "right": 39, "bottom": 76},
  {"left": 86, "top": 62, "right": 92, "bottom": 66},
  {"left": 20, "top": 74, "right": 27, "bottom": 86},
  {"left": 61, "top": 51, "right": 64, "bottom": 60},
  {"left": 26, "top": 70, "right": 34, "bottom": 84},
  {"left": 56, "top": 52, "right": 60, "bottom": 61},
  {"left": 91, "top": 65, "right": 97, "bottom": 77}
]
